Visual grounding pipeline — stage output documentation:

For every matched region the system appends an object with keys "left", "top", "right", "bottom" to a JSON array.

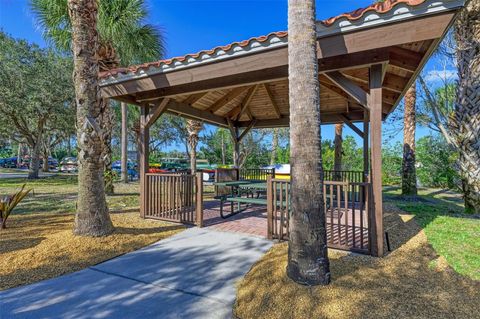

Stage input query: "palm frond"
[{"left": 30, "top": 0, "right": 71, "bottom": 52}]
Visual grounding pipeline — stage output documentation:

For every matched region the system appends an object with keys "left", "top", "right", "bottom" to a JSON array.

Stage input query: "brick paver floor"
[{"left": 202, "top": 200, "right": 268, "bottom": 238}]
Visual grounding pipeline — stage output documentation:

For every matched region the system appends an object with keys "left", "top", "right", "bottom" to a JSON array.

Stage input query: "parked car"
[
  {"left": 59, "top": 157, "right": 78, "bottom": 173},
  {"left": 1, "top": 157, "right": 19, "bottom": 168},
  {"left": 112, "top": 160, "right": 138, "bottom": 180}
]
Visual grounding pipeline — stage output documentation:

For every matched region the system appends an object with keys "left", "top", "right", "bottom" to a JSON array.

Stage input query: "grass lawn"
[
  {"left": 235, "top": 187, "right": 480, "bottom": 319},
  {"left": 0, "top": 175, "right": 185, "bottom": 290}
]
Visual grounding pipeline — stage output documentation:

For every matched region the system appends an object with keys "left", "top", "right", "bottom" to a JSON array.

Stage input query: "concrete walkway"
[{"left": 0, "top": 228, "right": 273, "bottom": 319}]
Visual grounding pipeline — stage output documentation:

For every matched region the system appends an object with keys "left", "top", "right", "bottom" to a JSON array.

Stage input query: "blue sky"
[{"left": 0, "top": 0, "right": 449, "bottom": 151}]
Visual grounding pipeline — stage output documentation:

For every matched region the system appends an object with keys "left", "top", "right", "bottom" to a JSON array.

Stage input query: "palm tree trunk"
[
  {"left": 102, "top": 100, "right": 115, "bottom": 194},
  {"left": 334, "top": 123, "right": 343, "bottom": 180},
  {"left": 402, "top": 84, "right": 417, "bottom": 196},
  {"left": 121, "top": 102, "right": 128, "bottom": 183},
  {"left": 270, "top": 129, "right": 278, "bottom": 165},
  {"left": 187, "top": 120, "right": 202, "bottom": 174},
  {"left": 287, "top": 0, "right": 330, "bottom": 285},
  {"left": 454, "top": 1, "right": 480, "bottom": 213},
  {"left": 68, "top": 0, "right": 113, "bottom": 236}
]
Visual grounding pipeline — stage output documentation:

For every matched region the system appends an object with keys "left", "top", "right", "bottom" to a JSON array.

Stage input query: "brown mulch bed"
[
  {"left": 0, "top": 212, "right": 184, "bottom": 290},
  {"left": 234, "top": 203, "right": 480, "bottom": 319}
]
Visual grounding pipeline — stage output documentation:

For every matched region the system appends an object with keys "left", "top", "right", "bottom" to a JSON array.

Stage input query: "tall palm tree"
[
  {"left": 67, "top": 0, "right": 113, "bottom": 236},
  {"left": 287, "top": 0, "right": 330, "bottom": 285},
  {"left": 334, "top": 123, "right": 343, "bottom": 177},
  {"left": 186, "top": 120, "right": 203, "bottom": 174},
  {"left": 402, "top": 83, "right": 417, "bottom": 196},
  {"left": 31, "top": 0, "right": 165, "bottom": 193},
  {"left": 453, "top": 1, "right": 480, "bottom": 213}
]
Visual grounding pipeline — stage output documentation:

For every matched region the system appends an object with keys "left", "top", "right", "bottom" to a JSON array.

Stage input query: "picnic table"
[{"left": 213, "top": 180, "right": 267, "bottom": 218}]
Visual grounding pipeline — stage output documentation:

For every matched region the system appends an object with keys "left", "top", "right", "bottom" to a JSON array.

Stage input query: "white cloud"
[{"left": 423, "top": 69, "right": 457, "bottom": 82}]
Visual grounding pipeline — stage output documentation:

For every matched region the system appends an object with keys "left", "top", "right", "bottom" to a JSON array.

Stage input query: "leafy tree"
[
  {"left": 382, "top": 142, "right": 403, "bottom": 185},
  {"left": 416, "top": 135, "right": 459, "bottom": 189},
  {"left": 0, "top": 32, "right": 74, "bottom": 178}
]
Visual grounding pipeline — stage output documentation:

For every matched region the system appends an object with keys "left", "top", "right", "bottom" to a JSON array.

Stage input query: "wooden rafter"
[
  {"left": 183, "top": 91, "right": 208, "bottom": 106},
  {"left": 145, "top": 98, "right": 169, "bottom": 129},
  {"left": 234, "top": 85, "right": 258, "bottom": 120},
  {"left": 207, "top": 86, "right": 249, "bottom": 113},
  {"left": 324, "top": 71, "right": 369, "bottom": 109},
  {"left": 263, "top": 84, "right": 282, "bottom": 119},
  {"left": 389, "top": 46, "right": 422, "bottom": 73}
]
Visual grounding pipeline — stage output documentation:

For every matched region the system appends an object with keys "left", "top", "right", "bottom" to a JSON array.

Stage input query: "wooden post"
[
  {"left": 139, "top": 105, "right": 150, "bottom": 218},
  {"left": 363, "top": 109, "right": 369, "bottom": 181},
  {"left": 121, "top": 102, "right": 128, "bottom": 183},
  {"left": 368, "top": 64, "right": 384, "bottom": 257},
  {"left": 267, "top": 176, "right": 273, "bottom": 239},
  {"left": 195, "top": 172, "right": 204, "bottom": 227}
]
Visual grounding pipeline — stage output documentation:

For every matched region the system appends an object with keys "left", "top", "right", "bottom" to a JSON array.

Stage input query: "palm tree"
[
  {"left": 453, "top": 1, "right": 480, "bottom": 213},
  {"left": 287, "top": 0, "right": 330, "bottom": 285},
  {"left": 186, "top": 120, "right": 203, "bottom": 174},
  {"left": 31, "top": 0, "right": 165, "bottom": 194},
  {"left": 333, "top": 123, "right": 343, "bottom": 178},
  {"left": 402, "top": 83, "right": 417, "bottom": 196},
  {"left": 67, "top": 0, "right": 113, "bottom": 236}
]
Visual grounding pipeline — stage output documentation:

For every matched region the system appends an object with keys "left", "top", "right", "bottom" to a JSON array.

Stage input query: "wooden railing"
[
  {"left": 267, "top": 178, "right": 371, "bottom": 253},
  {"left": 324, "top": 170, "right": 365, "bottom": 183},
  {"left": 144, "top": 173, "right": 203, "bottom": 225}
]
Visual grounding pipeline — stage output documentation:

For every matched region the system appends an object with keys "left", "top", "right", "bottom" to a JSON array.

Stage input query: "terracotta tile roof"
[
  {"left": 99, "top": 0, "right": 428, "bottom": 80},
  {"left": 321, "top": 0, "right": 427, "bottom": 26}
]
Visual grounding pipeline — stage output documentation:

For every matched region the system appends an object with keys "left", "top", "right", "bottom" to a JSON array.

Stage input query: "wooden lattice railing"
[{"left": 267, "top": 178, "right": 371, "bottom": 253}]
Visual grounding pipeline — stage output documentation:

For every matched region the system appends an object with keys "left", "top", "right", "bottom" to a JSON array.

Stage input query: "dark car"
[
  {"left": 112, "top": 160, "right": 138, "bottom": 180},
  {"left": 59, "top": 157, "right": 78, "bottom": 173},
  {"left": 1, "top": 157, "right": 18, "bottom": 168}
]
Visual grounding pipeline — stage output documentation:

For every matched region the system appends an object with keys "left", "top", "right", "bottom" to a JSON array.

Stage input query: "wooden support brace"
[
  {"left": 339, "top": 114, "right": 364, "bottom": 138},
  {"left": 325, "top": 71, "right": 369, "bottom": 109},
  {"left": 145, "top": 98, "right": 169, "bottom": 129},
  {"left": 238, "top": 119, "right": 257, "bottom": 142}
]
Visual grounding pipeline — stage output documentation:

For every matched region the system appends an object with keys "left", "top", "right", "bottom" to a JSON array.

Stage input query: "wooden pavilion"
[{"left": 99, "top": 0, "right": 465, "bottom": 256}]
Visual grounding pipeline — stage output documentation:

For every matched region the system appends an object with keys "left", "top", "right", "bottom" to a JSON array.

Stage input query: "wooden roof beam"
[
  {"left": 263, "top": 84, "right": 282, "bottom": 119},
  {"left": 324, "top": 71, "right": 368, "bottom": 109},
  {"left": 207, "top": 86, "right": 249, "bottom": 113}
]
